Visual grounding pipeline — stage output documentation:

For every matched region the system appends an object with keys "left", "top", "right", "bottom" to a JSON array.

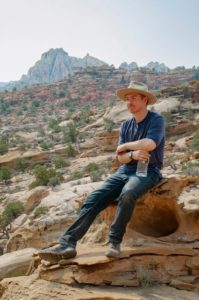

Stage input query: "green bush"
[
  {"left": 191, "top": 129, "right": 199, "bottom": 151},
  {"left": 50, "top": 89, "right": 57, "bottom": 96},
  {"left": 162, "top": 111, "right": 173, "bottom": 128},
  {"left": 0, "top": 167, "right": 12, "bottom": 181},
  {"left": 0, "top": 201, "right": 25, "bottom": 238},
  {"left": 4, "top": 201, "right": 24, "bottom": 221},
  {"left": 0, "top": 136, "right": 8, "bottom": 155},
  {"left": 84, "top": 162, "right": 99, "bottom": 173},
  {"left": 182, "top": 162, "right": 199, "bottom": 176},
  {"left": 52, "top": 157, "right": 70, "bottom": 169},
  {"left": 66, "top": 144, "right": 76, "bottom": 157},
  {"left": 38, "top": 127, "right": 45, "bottom": 136},
  {"left": 29, "top": 165, "right": 64, "bottom": 189},
  {"left": 104, "top": 118, "right": 115, "bottom": 132},
  {"left": 0, "top": 99, "right": 11, "bottom": 115},
  {"left": 16, "top": 158, "right": 27, "bottom": 172},
  {"left": 63, "top": 124, "right": 78, "bottom": 143},
  {"left": 90, "top": 169, "right": 104, "bottom": 182},
  {"left": 59, "top": 91, "right": 66, "bottom": 98},
  {"left": 69, "top": 171, "right": 84, "bottom": 181},
  {"left": 40, "top": 141, "right": 52, "bottom": 150},
  {"left": 48, "top": 119, "right": 61, "bottom": 133},
  {"left": 48, "top": 176, "right": 62, "bottom": 187},
  {"left": 34, "top": 207, "right": 49, "bottom": 218}
]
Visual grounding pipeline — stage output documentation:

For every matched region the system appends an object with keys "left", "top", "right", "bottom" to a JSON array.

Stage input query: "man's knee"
[{"left": 120, "top": 190, "right": 137, "bottom": 207}]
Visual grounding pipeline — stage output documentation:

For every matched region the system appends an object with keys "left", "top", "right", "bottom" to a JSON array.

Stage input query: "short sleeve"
[
  {"left": 118, "top": 122, "right": 125, "bottom": 145},
  {"left": 146, "top": 115, "right": 165, "bottom": 146}
]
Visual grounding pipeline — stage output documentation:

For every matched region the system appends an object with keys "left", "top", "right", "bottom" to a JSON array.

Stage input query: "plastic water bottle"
[{"left": 136, "top": 159, "right": 149, "bottom": 177}]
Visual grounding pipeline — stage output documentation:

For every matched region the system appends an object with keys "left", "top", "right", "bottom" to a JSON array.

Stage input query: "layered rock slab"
[
  {"left": 1, "top": 273, "right": 199, "bottom": 300},
  {"left": 37, "top": 244, "right": 199, "bottom": 289}
]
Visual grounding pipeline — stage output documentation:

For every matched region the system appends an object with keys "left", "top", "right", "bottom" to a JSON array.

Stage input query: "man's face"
[{"left": 125, "top": 92, "right": 147, "bottom": 114}]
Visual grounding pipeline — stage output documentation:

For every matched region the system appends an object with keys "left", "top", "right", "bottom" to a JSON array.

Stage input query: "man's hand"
[
  {"left": 132, "top": 150, "right": 150, "bottom": 161},
  {"left": 116, "top": 144, "right": 128, "bottom": 154},
  {"left": 117, "top": 150, "right": 150, "bottom": 164}
]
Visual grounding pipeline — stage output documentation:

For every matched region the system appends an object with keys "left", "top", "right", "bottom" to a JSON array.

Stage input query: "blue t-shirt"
[{"left": 118, "top": 111, "right": 165, "bottom": 177}]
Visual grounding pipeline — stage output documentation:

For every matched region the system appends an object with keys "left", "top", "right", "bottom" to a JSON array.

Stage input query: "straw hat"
[{"left": 116, "top": 81, "right": 157, "bottom": 104}]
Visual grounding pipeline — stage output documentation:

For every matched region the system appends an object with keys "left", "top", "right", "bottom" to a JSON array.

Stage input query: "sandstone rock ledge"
[
  {"left": 1, "top": 273, "right": 199, "bottom": 300},
  {"left": 37, "top": 243, "right": 199, "bottom": 289},
  {"left": 1, "top": 176, "right": 199, "bottom": 299},
  {"left": 35, "top": 176, "right": 199, "bottom": 292}
]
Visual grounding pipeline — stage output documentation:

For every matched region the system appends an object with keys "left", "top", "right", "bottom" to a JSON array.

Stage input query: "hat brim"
[{"left": 116, "top": 88, "right": 157, "bottom": 105}]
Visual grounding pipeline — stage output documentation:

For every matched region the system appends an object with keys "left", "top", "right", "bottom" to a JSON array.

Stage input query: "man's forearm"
[
  {"left": 126, "top": 138, "right": 156, "bottom": 151},
  {"left": 119, "top": 138, "right": 156, "bottom": 153}
]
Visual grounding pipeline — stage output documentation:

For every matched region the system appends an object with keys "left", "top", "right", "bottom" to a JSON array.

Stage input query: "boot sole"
[
  {"left": 38, "top": 249, "right": 77, "bottom": 263},
  {"left": 105, "top": 250, "right": 120, "bottom": 258}
]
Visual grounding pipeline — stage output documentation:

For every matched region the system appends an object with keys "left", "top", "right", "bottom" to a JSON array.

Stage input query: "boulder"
[
  {"left": 23, "top": 186, "right": 49, "bottom": 213},
  {"left": 0, "top": 248, "right": 35, "bottom": 280}
]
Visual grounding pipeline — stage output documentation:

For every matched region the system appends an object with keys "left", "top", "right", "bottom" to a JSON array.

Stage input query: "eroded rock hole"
[{"left": 130, "top": 201, "right": 179, "bottom": 237}]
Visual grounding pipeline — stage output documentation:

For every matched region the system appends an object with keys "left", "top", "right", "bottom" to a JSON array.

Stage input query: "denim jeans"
[{"left": 59, "top": 170, "right": 161, "bottom": 247}]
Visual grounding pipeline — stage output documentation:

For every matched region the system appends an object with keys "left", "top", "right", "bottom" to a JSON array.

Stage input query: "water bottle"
[{"left": 136, "top": 159, "right": 149, "bottom": 177}]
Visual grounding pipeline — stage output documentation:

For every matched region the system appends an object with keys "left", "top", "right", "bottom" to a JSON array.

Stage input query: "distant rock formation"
[
  {"left": 119, "top": 61, "right": 170, "bottom": 73},
  {"left": 1, "top": 48, "right": 108, "bottom": 91},
  {"left": 145, "top": 61, "right": 170, "bottom": 73},
  {"left": 119, "top": 61, "right": 138, "bottom": 70}
]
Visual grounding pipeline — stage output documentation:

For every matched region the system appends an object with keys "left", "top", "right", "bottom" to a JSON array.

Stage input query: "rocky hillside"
[
  {"left": 1, "top": 48, "right": 198, "bottom": 92},
  {"left": 0, "top": 77, "right": 199, "bottom": 299}
]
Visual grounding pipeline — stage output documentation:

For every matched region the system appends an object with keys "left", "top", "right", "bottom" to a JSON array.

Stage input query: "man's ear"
[{"left": 143, "top": 96, "right": 148, "bottom": 105}]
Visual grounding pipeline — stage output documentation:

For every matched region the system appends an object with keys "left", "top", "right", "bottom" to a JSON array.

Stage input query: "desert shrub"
[
  {"left": 164, "top": 156, "right": 177, "bottom": 170},
  {"left": 104, "top": 118, "right": 115, "bottom": 132},
  {"left": 16, "top": 158, "right": 27, "bottom": 172},
  {"left": 0, "top": 201, "right": 24, "bottom": 238},
  {"left": 52, "top": 157, "right": 70, "bottom": 169},
  {"left": 84, "top": 162, "right": 99, "bottom": 173},
  {"left": 50, "top": 89, "right": 57, "bottom": 96},
  {"left": 48, "top": 119, "right": 61, "bottom": 133},
  {"left": 90, "top": 169, "right": 104, "bottom": 182},
  {"left": 0, "top": 99, "right": 11, "bottom": 115},
  {"left": 0, "top": 167, "right": 12, "bottom": 181},
  {"left": 182, "top": 162, "right": 199, "bottom": 176},
  {"left": 68, "top": 171, "right": 84, "bottom": 181},
  {"left": 59, "top": 91, "right": 66, "bottom": 98},
  {"left": 191, "top": 129, "right": 199, "bottom": 151},
  {"left": 38, "top": 127, "right": 45, "bottom": 136},
  {"left": 31, "top": 99, "right": 40, "bottom": 108},
  {"left": 40, "top": 141, "right": 52, "bottom": 150},
  {"left": 66, "top": 144, "right": 76, "bottom": 157},
  {"left": 48, "top": 176, "right": 63, "bottom": 187},
  {"left": 77, "top": 108, "right": 91, "bottom": 126},
  {"left": 162, "top": 111, "right": 173, "bottom": 128},
  {"left": 109, "top": 97, "right": 116, "bottom": 107},
  {"left": 29, "top": 165, "right": 64, "bottom": 189},
  {"left": 63, "top": 124, "right": 78, "bottom": 143},
  {"left": 4, "top": 201, "right": 24, "bottom": 221},
  {"left": 136, "top": 265, "right": 154, "bottom": 288},
  {"left": 34, "top": 207, "right": 49, "bottom": 218},
  {"left": 0, "top": 136, "right": 8, "bottom": 155}
]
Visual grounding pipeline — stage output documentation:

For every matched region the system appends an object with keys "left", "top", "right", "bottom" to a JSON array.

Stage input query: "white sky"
[{"left": 0, "top": 0, "right": 198, "bottom": 82}]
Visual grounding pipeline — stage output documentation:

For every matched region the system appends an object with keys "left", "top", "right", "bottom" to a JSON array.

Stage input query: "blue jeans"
[{"left": 60, "top": 170, "right": 161, "bottom": 247}]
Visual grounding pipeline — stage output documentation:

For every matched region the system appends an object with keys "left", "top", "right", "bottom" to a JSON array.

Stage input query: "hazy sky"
[{"left": 0, "top": 0, "right": 198, "bottom": 82}]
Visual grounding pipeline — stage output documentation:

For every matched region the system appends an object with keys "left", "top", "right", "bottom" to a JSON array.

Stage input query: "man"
[{"left": 38, "top": 81, "right": 165, "bottom": 261}]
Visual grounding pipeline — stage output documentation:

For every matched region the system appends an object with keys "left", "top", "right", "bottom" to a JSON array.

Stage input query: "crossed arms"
[{"left": 116, "top": 138, "right": 156, "bottom": 164}]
